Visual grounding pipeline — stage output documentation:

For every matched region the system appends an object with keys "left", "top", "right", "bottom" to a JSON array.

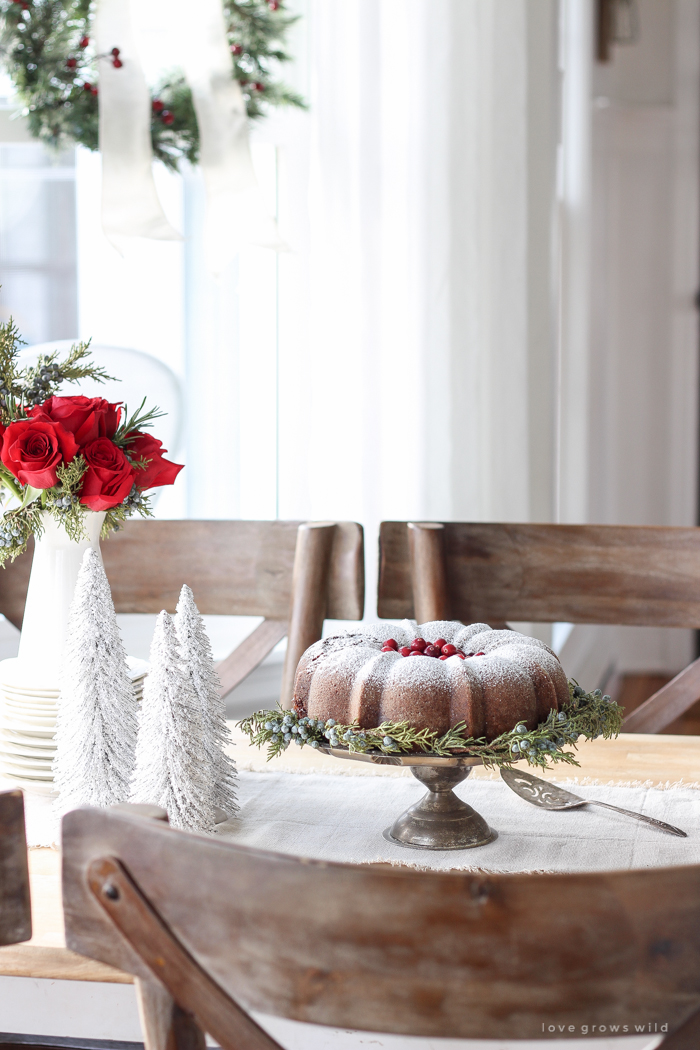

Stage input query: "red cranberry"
[
  {"left": 456, "top": 653, "right": 466, "bottom": 659},
  {"left": 91, "top": 87, "right": 98, "bottom": 95},
  {"left": 112, "top": 57, "right": 123, "bottom": 68},
  {"left": 66, "top": 58, "right": 77, "bottom": 69},
  {"left": 152, "top": 99, "right": 164, "bottom": 113},
  {"left": 230, "top": 44, "right": 243, "bottom": 55},
  {"left": 381, "top": 646, "right": 394, "bottom": 653},
  {"left": 83, "top": 82, "right": 92, "bottom": 91},
  {"left": 424, "top": 645, "right": 440, "bottom": 657},
  {"left": 411, "top": 638, "right": 427, "bottom": 651},
  {"left": 399, "top": 647, "right": 411, "bottom": 657},
  {"left": 442, "top": 644, "right": 458, "bottom": 656},
  {"left": 439, "top": 654, "right": 450, "bottom": 660},
  {"left": 433, "top": 638, "right": 447, "bottom": 650},
  {"left": 254, "top": 82, "right": 265, "bottom": 92},
  {"left": 79, "top": 36, "right": 89, "bottom": 48},
  {"left": 384, "top": 638, "right": 399, "bottom": 651},
  {"left": 409, "top": 650, "right": 424, "bottom": 657},
  {"left": 475, "top": 651, "right": 485, "bottom": 656},
  {"left": 111, "top": 47, "right": 120, "bottom": 56},
  {"left": 162, "top": 111, "right": 174, "bottom": 124}
]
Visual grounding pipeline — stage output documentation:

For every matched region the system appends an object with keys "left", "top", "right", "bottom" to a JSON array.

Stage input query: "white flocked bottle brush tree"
[
  {"left": 53, "top": 548, "right": 138, "bottom": 814},
  {"left": 131, "top": 610, "right": 215, "bottom": 832},
  {"left": 176, "top": 583, "right": 237, "bottom": 819}
]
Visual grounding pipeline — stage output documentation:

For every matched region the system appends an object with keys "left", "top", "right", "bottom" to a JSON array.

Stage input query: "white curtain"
[{"left": 274, "top": 0, "right": 559, "bottom": 605}]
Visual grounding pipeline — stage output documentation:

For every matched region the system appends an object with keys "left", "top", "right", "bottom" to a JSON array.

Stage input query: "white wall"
[{"left": 560, "top": 0, "right": 700, "bottom": 684}]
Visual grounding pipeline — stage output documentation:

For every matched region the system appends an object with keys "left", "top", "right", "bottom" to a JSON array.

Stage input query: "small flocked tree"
[
  {"left": 53, "top": 548, "right": 138, "bottom": 814},
  {"left": 176, "top": 584, "right": 237, "bottom": 819},
  {"left": 131, "top": 611, "right": 215, "bottom": 833}
]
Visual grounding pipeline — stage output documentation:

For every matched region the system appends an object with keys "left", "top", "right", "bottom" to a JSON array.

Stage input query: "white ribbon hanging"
[
  {"left": 96, "top": 0, "right": 283, "bottom": 269},
  {"left": 178, "top": 0, "right": 285, "bottom": 271},
  {"left": 94, "top": 0, "right": 181, "bottom": 245}
]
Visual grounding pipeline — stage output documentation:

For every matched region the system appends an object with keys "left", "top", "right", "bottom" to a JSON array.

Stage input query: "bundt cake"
[{"left": 293, "top": 620, "right": 569, "bottom": 742}]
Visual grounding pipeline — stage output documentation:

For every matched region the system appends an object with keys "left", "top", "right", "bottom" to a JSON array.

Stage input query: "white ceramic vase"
[{"left": 13, "top": 510, "right": 106, "bottom": 688}]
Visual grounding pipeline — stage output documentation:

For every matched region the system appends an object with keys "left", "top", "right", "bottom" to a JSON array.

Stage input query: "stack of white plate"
[{"left": 0, "top": 656, "right": 149, "bottom": 791}]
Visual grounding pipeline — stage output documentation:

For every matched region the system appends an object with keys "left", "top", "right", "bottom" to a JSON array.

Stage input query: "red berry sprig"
[
  {"left": 152, "top": 100, "right": 174, "bottom": 125},
  {"left": 380, "top": 637, "right": 485, "bottom": 660}
]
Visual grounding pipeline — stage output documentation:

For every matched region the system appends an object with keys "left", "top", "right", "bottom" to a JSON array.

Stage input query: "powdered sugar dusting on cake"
[
  {"left": 387, "top": 650, "right": 451, "bottom": 688},
  {"left": 294, "top": 619, "right": 567, "bottom": 740},
  {"left": 454, "top": 624, "right": 492, "bottom": 649},
  {"left": 418, "top": 621, "right": 460, "bottom": 644},
  {"left": 352, "top": 622, "right": 413, "bottom": 647},
  {"left": 468, "top": 629, "right": 552, "bottom": 655}
]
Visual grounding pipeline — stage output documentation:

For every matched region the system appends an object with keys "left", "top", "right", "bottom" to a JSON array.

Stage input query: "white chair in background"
[{"left": 20, "top": 342, "right": 183, "bottom": 458}]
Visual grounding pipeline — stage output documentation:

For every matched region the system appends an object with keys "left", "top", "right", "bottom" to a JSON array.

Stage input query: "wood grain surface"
[
  {"left": 0, "top": 519, "right": 364, "bottom": 627},
  {"left": 378, "top": 521, "right": 700, "bottom": 626},
  {"left": 62, "top": 805, "right": 700, "bottom": 1041},
  {"left": 90, "top": 857, "right": 281, "bottom": 1050},
  {"left": 6, "top": 731, "right": 700, "bottom": 988},
  {"left": 0, "top": 789, "right": 31, "bottom": 946}
]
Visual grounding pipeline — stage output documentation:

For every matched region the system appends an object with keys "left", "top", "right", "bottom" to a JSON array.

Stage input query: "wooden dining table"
[{"left": 3, "top": 728, "right": 700, "bottom": 989}]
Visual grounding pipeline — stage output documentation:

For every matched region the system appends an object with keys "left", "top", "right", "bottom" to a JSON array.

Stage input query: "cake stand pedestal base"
[{"left": 383, "top": 765, "right": 497, "bottom": 850}]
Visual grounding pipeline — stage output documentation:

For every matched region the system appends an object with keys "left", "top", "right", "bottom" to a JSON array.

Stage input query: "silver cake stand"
[{"left": 319, "top": 747, "right": 497, "bottom": 850}]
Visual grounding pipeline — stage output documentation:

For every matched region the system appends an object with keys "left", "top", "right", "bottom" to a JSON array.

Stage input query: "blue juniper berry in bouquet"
[{"left": 0, "top": 318, "right": 182, "bottom": 562}]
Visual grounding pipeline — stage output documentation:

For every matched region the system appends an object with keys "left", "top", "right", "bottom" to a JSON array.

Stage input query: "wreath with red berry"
[{"left": 0, "top": 0, "right": 305, "bottom": 171}]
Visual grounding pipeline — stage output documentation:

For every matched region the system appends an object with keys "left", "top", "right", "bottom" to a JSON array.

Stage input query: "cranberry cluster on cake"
[{"left": 293, "top": 620, "right": 569, "bottom": 742}]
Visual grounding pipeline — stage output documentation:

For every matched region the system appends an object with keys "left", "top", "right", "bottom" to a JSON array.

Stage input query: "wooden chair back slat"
[
  {"left": 62, "top": 808, "right": 700, "bottom": 1043},
  {"left": 379, "top": 521, "right": 700, "bottom": 627},
  {"left": 0, "top": 518, "right": 364, "bottom": 708},
  {"left": 0, "top": 520, "right": 364, "bottom": 629},
  {"left": 0, "top": 789, "right": 31, "bottom": 947}
]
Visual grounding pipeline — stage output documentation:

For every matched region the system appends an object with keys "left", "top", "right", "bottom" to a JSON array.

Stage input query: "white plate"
[
  {"left": 0, "top": 757, "right": 53, "bottom": 779},
  {"left": 0, "top": 722, "right": 54, "bottom": 737},
  {"left": 3, "top": 697, "right": 57, "bottom": 712},
  {"left": 0, "top": 737, "right": 56, "bottom": 760},
  {"left": 1, "top": 729, "right": 55, "bottom": 749},
  {"left": 2, "top": 698, "right": 58, "bottom": 712},
  {"left": 0, "top": 755, "right": 52, "bottom": 772},
  {"left": 3, "top": 709, "right": 57, "bottom": 722},
  {"left": 1, "top": 687, "right": 60, "bottom": 699},
  {"left": 0, "top": 770, "right": 55, "bottom": 791}
]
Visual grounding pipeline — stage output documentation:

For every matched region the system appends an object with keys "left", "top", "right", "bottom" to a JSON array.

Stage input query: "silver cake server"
[{"left": 500, "top": 766, "right": 687, "bottom": 838}]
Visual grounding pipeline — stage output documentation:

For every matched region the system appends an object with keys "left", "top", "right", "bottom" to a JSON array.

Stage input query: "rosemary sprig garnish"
[{"left": 238, "top": 683, "right": 623, "bottom": 771}]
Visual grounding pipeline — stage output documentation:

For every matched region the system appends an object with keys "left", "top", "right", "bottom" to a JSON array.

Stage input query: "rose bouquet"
[{"left": 0, "top": 318, "right": 183, "bottom": 564}]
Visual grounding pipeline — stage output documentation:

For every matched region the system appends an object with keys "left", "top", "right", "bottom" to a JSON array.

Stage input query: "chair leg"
[
  {"left": 136, "top": 976, "right": 206, "bottom": 1050},
  {"left": 217, "top": 619, "right": 288, "bottom": 704},
  {"left": 280, "top": 523, "right": 336, "bottom": 707},
  {"left": 621, "top": 655, "right": 700, "bottom": 733},
  {"left": 407, "top": 522, "right": 449, "bottom": 623}
]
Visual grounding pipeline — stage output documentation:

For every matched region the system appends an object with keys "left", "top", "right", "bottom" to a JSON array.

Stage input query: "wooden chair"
[
  {"left": 62, "top": 806, "right": 700, "bottom": 1049},
  {"left": 0, "top": 790, "right": 31, "bottom": 949},
  {"left": 378, "top": 520, "right": 700, "bottom": 732},
  {"left": 0, "top": 519, "right": 364, "bottom": 707}
]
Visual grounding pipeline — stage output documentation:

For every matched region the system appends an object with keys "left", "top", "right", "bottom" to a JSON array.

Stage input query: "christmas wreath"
[
  {"left": 0, "top": 0, "right": 305, "bottom": 171},
  {"left": 240, "top": 683, "right": 624, "bottom": 771}
]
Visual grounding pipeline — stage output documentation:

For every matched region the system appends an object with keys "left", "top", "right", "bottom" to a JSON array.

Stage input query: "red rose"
[
  {"left": 127, "top": 431, "right": 183, "bottom": 490},
  {"left": 80, "top": 438, "right": 135, "bottom": 511},
  {"left": 1, "top": 417, "right": 78, "bottom": 488},
  {"left": 30, "top": 395, "right": 121, "bottom": 447}
]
